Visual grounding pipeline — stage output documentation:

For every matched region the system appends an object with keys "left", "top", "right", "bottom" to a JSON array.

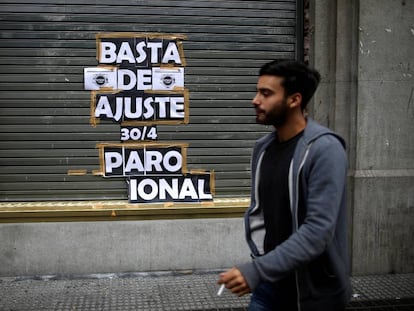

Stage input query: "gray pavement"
[{"left": 0, "top": 270, "right": 413, "bottom": 310}]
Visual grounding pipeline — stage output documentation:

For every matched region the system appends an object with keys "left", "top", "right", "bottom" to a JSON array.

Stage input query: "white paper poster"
[{"left": 84, "top": 67, "right": 117, "bottom": 90}]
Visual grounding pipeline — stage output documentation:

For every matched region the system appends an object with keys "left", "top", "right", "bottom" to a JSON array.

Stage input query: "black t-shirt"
[
  {"left": 258, "top": 130, "right": 303, "bottom": 310},
  {"left": 259, "top": 131, "right": 304, "bottom": 253}
]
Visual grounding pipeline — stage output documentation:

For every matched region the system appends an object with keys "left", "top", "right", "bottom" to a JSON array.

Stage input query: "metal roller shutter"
[{"left": 0, "top": 0, "right": 301, "bottom": 201}]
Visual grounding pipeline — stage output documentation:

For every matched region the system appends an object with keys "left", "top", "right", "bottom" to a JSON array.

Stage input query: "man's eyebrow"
[{"left": 256, "top": 87, "right": 273, "bottom": 92}]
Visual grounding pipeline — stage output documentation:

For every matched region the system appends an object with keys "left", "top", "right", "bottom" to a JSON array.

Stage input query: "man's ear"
[{"left": 288, "top": 93, "right": 302, "bottom": 109}]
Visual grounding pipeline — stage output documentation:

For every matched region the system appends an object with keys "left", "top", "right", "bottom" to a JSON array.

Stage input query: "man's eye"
[{"left": 261, "top": 90, "right": 271, "bottom": 97}]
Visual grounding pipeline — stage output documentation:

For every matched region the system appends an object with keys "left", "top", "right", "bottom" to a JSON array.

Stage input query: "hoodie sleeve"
[{"left": 238, "top": 134, "right": 347, "bottom": 291}]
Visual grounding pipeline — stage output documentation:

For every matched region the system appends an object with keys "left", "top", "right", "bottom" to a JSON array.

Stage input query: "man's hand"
[{"left": 217, "top": 267, "right": 251, "bottom": 297}]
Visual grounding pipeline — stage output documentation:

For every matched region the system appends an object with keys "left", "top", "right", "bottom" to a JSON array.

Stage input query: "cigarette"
[{"left": 217, "top": 284, "right": 225, "bottom": 296}]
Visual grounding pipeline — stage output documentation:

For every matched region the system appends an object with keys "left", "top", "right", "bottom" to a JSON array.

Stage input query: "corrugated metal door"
[{"left": 0, "top": 0, "right": 301, "bottom": 201}]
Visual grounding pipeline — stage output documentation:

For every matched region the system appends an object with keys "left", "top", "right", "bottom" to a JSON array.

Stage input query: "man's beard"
[{"left": 255, "top": 98, "right": 289, "bottom": 127}]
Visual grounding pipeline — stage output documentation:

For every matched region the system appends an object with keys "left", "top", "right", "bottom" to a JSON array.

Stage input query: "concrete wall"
[
  {"left": 0, "top": 218, "right": 249, "bottom": 276},
  {"left": 352, "top": 0, "right": 414, "bottom": 274},
  {"left": 310, "top": 0, "right": 414, "bottom": 275}
]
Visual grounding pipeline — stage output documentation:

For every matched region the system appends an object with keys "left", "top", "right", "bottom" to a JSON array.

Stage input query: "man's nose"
[{"left": 252, "top": 94, "right": 259, "bottom": 106}]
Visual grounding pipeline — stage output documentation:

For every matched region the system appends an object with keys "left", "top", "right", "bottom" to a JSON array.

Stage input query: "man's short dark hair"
[{"left": 259, "top": 60, "right": 321, "bottom": 110}]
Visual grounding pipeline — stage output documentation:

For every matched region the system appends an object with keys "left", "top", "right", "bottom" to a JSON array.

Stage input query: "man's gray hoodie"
[{"left": 238, "top": 118, "right": 352, "bottom": 310}]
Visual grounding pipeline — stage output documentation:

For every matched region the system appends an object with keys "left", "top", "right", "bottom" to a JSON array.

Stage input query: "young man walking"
[{"left": 218, "top": 60, "right": 351, "bottom": 311}]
